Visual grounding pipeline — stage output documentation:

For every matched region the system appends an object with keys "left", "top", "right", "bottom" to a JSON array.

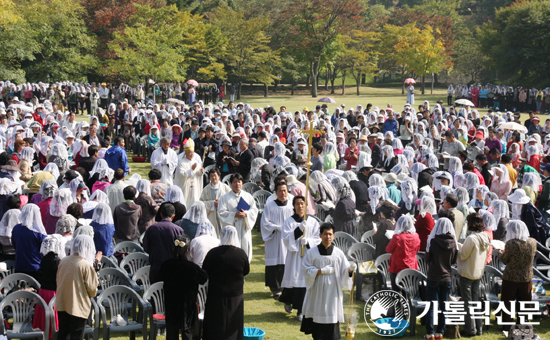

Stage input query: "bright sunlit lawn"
[{"left": 75, "top": 87, "right": 549, "bottom": 339}]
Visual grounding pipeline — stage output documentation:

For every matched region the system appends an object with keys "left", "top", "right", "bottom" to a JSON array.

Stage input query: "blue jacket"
[
  {"left": 382, "top": 119, "right": 398, "bottom": 136},
  {"left": 91, "top": 221, "right": 115, "bottom": 257},
  {"left": 104, "top": 145, "right": 130, "bottom": 176},
  {"left": 12, "top": 224, "right": 46, "bottom": 272}
]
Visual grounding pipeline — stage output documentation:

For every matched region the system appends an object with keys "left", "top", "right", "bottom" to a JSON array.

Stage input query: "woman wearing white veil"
[
  {"left": 424, "top": 217, "right": 457, "bottom": 338},
  {"left": 11, "top": 204, "right": 47, "bottom": 279},
  {"left": 386, "top": 214, "right": 420, "bottom": 292}
]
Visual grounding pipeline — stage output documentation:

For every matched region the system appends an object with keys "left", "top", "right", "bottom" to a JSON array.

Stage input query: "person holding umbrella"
[
  {"left": 187, "top": 80, "right": 198, "bottom": 106},
  {"left": 406, "top": 79, "right": 415, "bottom": 104}
]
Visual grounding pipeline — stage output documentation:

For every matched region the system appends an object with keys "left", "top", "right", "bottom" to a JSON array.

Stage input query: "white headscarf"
[
  {"left": 419, "top": 196, "right": 437, "bottom": 218},
  {"left": 426, "top": 217, "right": 457, "bottom": 252},
  {"left": 195, "top": 223, "right": 217, "bottom": 238},
  {"left": 505, "top": 220, "right": 529, "bottom": 242},
  {"left": 89, "top": 159, "right": 109, "bottom": 179},
  {"left": 400, "top": 179, "right": 417, "bottom": 210},
  {"left": 394, "top": 214, "right": 416, "bottom": 235},
  {"left": 490, "top": 199, "right": 509, "bottom": 223},
  {"left": 43, "top": 163, "right": 60, "bottom": 180},
  {"left": 40, "top": 234, "right": 66, "bottom": 259},
  {"left": 479, "top": 209, "right": 497, "bottom": 231},
  {"left": 50, "top": 188, "right": 74, "bottom": 217},
  {"left": 164, "top": 185, "right": 186, "bottom": 206},
  {"left": 454, "top": 187, "right": 469, "bottom": 209},
  {"left": 0, "top": 209, "right": 21, "bottom": 237},
  {"left": 92, "top": 203, "right": 114, "bottom": 225},
  {"left": 39, "top": 179, "right": 58, "bottom": 199},
  {"left": 368, "top": 186, "right": 388, "bottom": 215},
  {"left": 522, "top": 173, "right": 542, "bottom": 194},
  {"left": 220, "top": 226, "right": 240, "bottom": 247},
  {"left": 136, "top": 179, "right": 152, "bottom": 196},
  {"left": 71, "top": 235, "right": 96, "bottom": 264},
  {"left": 19, "top": 204, "right": 47, "bottom": 235}
]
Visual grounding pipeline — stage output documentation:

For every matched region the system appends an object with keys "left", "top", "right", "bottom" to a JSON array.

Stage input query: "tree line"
[{"left": 1, "top": 0, "right": 548, "bottom": 98}]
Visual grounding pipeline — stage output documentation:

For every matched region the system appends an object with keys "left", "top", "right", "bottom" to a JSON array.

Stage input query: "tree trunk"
[
  {"left": 421, "top": 75, "right": 425, "bottom": 95},
  {"left": 237, "top": 81, "right": 242, "bottom": 100},
  {"left": 291, "top": 80, "right": 295, "bottom": 96},
  {"left": 434, "top": 73, "right": 438, "bottom": 85},
  {"left": 342, "top": 71, "right": 346, "bottom": 95},
  {"left": 264, "top": 83, "right": 268, "bottom": 97},
  {"left": 325, "top": 68, "right": 329, "bottom": 90},
  {"left": 311, "top": 60, "right": 320, "bottom": 98},
  {"left": 361, "top": 73, "right": 366, "bottom": 85},
  {"left": 356, "top": 75, "right": 361, "bottom": 96},
  {"left": 306, "top": 74, "right": 310, "bottom": 88},
  {"left": 330, "top": 79, "right": 335, "bottom": 94}
]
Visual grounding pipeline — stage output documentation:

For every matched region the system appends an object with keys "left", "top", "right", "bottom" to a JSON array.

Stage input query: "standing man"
[
  {"left": 367, "top": 133, "right": 382, "bottom": 168},
  {"left": 300, "top": 223, "right": 356, "bottom": 340},
  {"left": 104, "top": 169, "right": 129, "bottom": 212},
  {"left": 150, "top": 137, "right": 178, "bottom": 185},
  {"left": 174, "top": 139, "right": 203, "bottom": 209},
  {"left": 99, "top": 82, "right": 109, "bottom": 109},
  {"left": 279, "top": 195, "right": 321, "bottom": 321},
  {"left": 104, "top": 136, "right": 130, "bottom": 176},
  {"left": 143, "top": 203, "right": 184, "bottom": 283},
  {"left": 261, "top": 181, "right": 294, "bottom": 300},
  {"left": 232, "top": 139, "right": 253, "bottom": 182},
  {"left": 218, "top": 173, "right": 259, "bottom": 261}
]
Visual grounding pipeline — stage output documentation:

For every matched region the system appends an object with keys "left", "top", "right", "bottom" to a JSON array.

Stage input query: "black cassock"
[
  {"left": 160, "top": 258, "right": 208, "bottom": 340},
  {"left": 202, "top": 245, "right": 250, "bottom": 340}
]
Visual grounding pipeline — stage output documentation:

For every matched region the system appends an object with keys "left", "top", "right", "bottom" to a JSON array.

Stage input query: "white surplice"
[
  {"left": 302, "top": 245, "right": 352, "bottom": 324},
  {"left": 174, "top": 152, "right": 203, "bottom": 209},
  {"left": 199, "top": 182, "right": 231, "bottom": 237},
  {"left": 261, "top": 200, "right": 293, "bottom": 266},
  {"left": 218, "top": 190, "right": 258, "bottom": 262},
  {"left": 281, "top": 216, "right": 321, "bottom": 288},
  {"left": 150, "top": 147, "right": 178, "bottom": 185}
]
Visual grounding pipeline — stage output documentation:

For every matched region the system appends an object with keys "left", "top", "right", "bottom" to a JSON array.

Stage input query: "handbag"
[{"left": 508, "top": 324, "right": 534, "bottom": 340}]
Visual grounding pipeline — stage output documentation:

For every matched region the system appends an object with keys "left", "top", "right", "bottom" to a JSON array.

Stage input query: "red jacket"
[
  {"left": 32, "top": 113, "right": 44, "bottom": 126},
  {"left": 386, "top": 232, "right": 420, "bottom": 274},
  {"left": 415, "top": 213, "right": 435, "bottom": 251},
  {"left": 473, "top": 168, "right": 485, "bottom": 185}
]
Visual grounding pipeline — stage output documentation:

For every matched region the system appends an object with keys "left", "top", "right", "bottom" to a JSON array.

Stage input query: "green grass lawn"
[{"left": 74, "top": 88, "right": 549, "bottom": 339}]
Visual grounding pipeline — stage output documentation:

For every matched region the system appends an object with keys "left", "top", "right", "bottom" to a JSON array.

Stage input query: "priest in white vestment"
[
  {"left": 261, "top": 181, "right": 294, "bottom": 299},
  {"left": 218, "top": 173, "right": 258, "bottom": 262},
  {"left": 300, "top": 223, "right": 356, "bottom": 340},
  {"left": 199, "top": 167, "right": 231, "bottom": 237},
  {"left": 279, "top": 195, "right": 321, "bottom": 321},
  {"left": 174, "top": 138, "right": 203, "bottom": 209},
  {"left": 150, "top": 137, "right": 178, "bottom": 185}
]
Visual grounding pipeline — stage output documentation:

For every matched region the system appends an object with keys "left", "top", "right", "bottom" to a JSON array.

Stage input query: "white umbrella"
[
  {"left": 455, "top": 99, "right": 474, "bottom": 107},
  {"left": 499, "top": 122, "right": 527, "bottom": 133},
  {"left": 12, "top": 104, "right": 33, "bottom": 112},
  {"left": 167, "top": 98, "right": 185, "bottom": 105}
]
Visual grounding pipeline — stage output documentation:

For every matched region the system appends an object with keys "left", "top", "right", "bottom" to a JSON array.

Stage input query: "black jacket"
[
  {"left": 480, "top": 163, "right": 493, "bottom": 190},
  {"left": 418, "top": 167, "right": 436, "bottom": 190},
  {"left": 236, "top": 149, "right": 253, "bottom": 181},
  {"left": 369, "top": 143, "right": 381, "bottom": 169}
]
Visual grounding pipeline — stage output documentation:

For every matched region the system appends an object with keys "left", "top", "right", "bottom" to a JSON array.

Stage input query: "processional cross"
[{"left": 297, "top": 121, "right": 323, "bottom": 257}]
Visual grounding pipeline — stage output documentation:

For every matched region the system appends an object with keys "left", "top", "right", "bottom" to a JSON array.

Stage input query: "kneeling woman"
[{"left": 160, "top": 234, "right": 208, "bottom": 340}]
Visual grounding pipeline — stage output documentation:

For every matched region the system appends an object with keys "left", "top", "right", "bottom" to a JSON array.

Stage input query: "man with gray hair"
[
  {"left": 150, "top": 136, "right": 178, "bottom": 185},
  {"left": 231, "top": 138, "right": 253, "bottom": 182}
]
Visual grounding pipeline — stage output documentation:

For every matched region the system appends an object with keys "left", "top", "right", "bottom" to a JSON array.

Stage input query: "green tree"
[
  {"left": 18, "top": 0, "right": 98, "bottom": 82},
  {"left": 452, "top": 29, "right": 487, "bottom": 83},
  {"left": 278, "top": 0, "right": 363, "bottom": 97},
  {"left": 342, "top": 30, "right": 379, "bottom": 95},
  {"left": 392, "top": 23, "right": 450, "bottom": 94},
  {"left": 478, "top": 0, "right": 550, "bottom": 87},
  {"left": 0, "top": 0, "right": 36, "bottom": 82},
  {"left": 107, "top": 5, "right": 188, "bottom": 85},
  {"left": 208, "top": 5, "right": 279, "bottom": 99}
]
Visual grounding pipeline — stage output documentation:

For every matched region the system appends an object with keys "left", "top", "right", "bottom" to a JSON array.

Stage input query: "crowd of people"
[
  {"left": 444, "top": 84, "right": 550, "bottom": 112},
  {"left": 0, "top": 79, "right": 549, "bottom": 340}
]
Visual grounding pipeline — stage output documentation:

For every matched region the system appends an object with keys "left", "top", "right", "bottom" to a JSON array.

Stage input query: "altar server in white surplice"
[
  {"left": 279, "top": 194, "right": 321, "bottom": 321},
  {"left": 261, "top": 181, "right": 293, "bottom": 299},
  {"left": 218, "top": 173, "right": 258, "bottom": 262},
  {"left": 300, "top": 223, "right": 356, "bottom": 340},
  {"left": 149, "top": 137, "right": 177, "bottom": 185}
]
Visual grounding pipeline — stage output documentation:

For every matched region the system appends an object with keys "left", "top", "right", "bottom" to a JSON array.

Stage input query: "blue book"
[{"left": 236, "top": 197, "right": 250, "bottom": 211}]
